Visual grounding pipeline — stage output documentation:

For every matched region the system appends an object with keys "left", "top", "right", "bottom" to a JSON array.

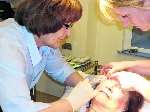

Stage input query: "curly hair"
[
  {"left": 15, "top": 0, "right": 82, "bottom": 35},
  {"left": 98, "top": 0, "right": 144, "bottom": 20}
]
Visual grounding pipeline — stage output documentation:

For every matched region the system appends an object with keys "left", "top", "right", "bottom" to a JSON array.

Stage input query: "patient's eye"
[
  {"left": 98, "top": 90, "right": 110, "bottom": 99},
  {"left": 106, "top": 87, "right": 112, "bottom": 93}
]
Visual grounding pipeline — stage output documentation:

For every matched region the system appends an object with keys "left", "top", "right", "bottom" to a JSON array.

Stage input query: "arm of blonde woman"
[{"left": 101, "top": 60, "right": 150, "bottom": 76}]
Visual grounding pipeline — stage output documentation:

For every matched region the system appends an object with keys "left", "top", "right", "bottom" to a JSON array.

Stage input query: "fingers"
[
  {"left": 100, "top": 64, "right": 112, "bottom": 75},
  {"left": 81, "top": 79, "right": 100, "bottom": 98},
  {"left": 81, "top": 78, "right": 95, "bottom": 91},
  {"left": 107, "top": 68, "right": 119, "bottom": 75},
  {"left": 101, "top": 67, "right": 119, "bottom": 77},
  {"left": 83, "top": 78, "right": 90, "bottom": 83},
  {"left": 93, "top": 89, "right": 99, "bottom": 97}
]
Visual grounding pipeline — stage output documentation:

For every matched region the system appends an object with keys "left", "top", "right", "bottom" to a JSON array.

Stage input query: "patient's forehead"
[{"left": 96, "top": 79, "right": 119, "bottom": 89}]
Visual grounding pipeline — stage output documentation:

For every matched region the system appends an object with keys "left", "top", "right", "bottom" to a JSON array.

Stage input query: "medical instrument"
[{"left": 86, "top": 75, "right": 107, "bottom": 89}]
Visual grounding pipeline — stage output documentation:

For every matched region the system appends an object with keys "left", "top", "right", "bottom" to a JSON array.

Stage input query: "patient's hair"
[
  {"left": 98, "top": 0, "right": 144, "bottom": 21},
  {"left": 125, "top": 91, "right": 144, "bottom": 112}
]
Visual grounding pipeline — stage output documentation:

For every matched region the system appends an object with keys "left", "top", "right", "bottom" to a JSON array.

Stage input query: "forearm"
[
  {"left": 40, "top": 99, "right": 73, "bottom": 112},
  {"left": 127, "top": 60, "right": 150, "bottom": 76},
  {"left": 64, "top": 72, "right": 84, "bottom": 87}
]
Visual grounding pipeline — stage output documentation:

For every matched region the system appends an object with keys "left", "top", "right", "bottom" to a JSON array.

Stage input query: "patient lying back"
[{"left": 87, "top": 78, "right": 144, "bottom": 112}]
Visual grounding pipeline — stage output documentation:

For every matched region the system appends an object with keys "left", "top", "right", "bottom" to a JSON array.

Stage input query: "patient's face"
[{"left": 89, "top": 79, "right": 128, "bottom": 112}]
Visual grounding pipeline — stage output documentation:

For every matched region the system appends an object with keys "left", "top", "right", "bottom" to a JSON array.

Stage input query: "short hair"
[
  {"left": 98, "top": 0, "right": 144, "bottom": 21},
  {"left": 15, "top": 0, "right": 82, "bottom": 35},
  {"left": 125, "top": 91, "right": 144, "bottom": 112}
]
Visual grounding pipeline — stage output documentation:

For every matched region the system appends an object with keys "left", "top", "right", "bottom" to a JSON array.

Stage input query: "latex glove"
[
  {"left": 65, "top": 79, "right": 98, "bottom": 111},
  {"left": 111, "top": 71, "right": 150, "bottom": 100},
  {"left": 100, "top": 61, "right": 136, "bottom": 75}
]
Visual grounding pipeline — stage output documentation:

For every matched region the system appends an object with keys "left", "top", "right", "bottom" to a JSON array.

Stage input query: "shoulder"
[
  {"left": 0, "top": 18, "right": 28, "bottom": 47},
  {"left": 0, "top": 19, "right": 27, "bottom": 55},
  {"left": 0, "top": 18, "right": 21, "bottom": 39}
]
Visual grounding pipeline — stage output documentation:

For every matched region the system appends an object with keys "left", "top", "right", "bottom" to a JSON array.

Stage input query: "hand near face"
[
  {"left": 114, "top": 7, "right": 150, "bottom": 31},
  {"left": 100, "top": 61, "right": 136, "bottom": 76},
  {"left": 65, "top": 79, "right": 98, "bottom": 111}
]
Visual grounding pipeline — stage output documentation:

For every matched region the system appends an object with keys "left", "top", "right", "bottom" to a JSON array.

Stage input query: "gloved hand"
[
  {"left": 65, "top": 79, "right": 98, "bottom": 111},
  {"left": 111, "top": 71, "right": 150, "bottom": 101}
]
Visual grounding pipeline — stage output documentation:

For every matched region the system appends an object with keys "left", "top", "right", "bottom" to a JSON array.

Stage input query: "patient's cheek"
[
  {"left": 118, "top": 98, "right": 125, "bottom": 108},
  {"left": 117, "top": 95, "right": 128, "bottom": 110}
]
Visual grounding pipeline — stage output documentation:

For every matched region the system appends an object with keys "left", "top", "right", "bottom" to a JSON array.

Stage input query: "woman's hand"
[
  {"left": 65, "top": 79, "right": 98, "bottom": 111},
  {"left": 100, "top": 61, "right": 136, "bottom": 75}
]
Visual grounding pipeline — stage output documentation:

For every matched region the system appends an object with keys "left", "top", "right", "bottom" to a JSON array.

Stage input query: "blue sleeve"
[{"left": 45, "top": 48, "right": 75, "bottom": 83}]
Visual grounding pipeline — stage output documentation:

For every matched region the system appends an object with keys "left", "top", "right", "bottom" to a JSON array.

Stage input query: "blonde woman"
[
  {"left": 99, "top": 1, "right": 150, "bottom": 95},
  {"left": 99, "top": 0, "right": 150, "bottom": 31}
]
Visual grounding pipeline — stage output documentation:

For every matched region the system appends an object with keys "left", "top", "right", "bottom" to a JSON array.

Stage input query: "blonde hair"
[{"left": 99, "top": 0, "right": 144, "bottom": 21}]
